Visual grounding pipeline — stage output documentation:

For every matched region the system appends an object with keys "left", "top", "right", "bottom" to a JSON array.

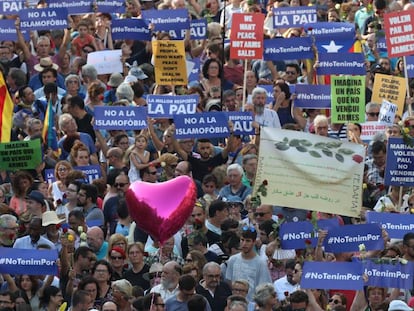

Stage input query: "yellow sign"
[
  {"left": 254, "top": 128, "right": 365, "bottom": 217},
  {"left": 372, "top": 73, "right": 406, "bottom": 114},
  {"left": 152, "top": 40, "right": 187, "bottom": 85}
]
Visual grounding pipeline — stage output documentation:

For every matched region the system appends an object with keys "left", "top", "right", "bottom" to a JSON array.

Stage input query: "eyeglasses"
[
  {"left": 114, "top": 183, "right": 128, "bottom": 188},
  {"left": 254, "top": 212, "right": 267, "bottom": 217},
  {"left": 185, "top": 258, "right": 193, "bottom": 262},
  {"left": 111, "top": 256, "right": 124, "bottom": 260},
  {"left": 150, "top": 272, "right": 162, "bottom": 279},
  {"left": 232, "top": 288, "right": 247, "bottom": 293},
  {"left": 242, "top": 226, "right": 256, "bottom": 232},
  {"left": 155, "top": 303, "right": 165, "bottom": 307},
  {"left": 206, "top": 274, "right": 220, "bottom": 279},
  {"left": 58, "top": 167, "right": 68, "bottom": 172},
  {"left": 367, "top": 112, "right": 379, "bottom": 117},
  {"left": 285, "top": 71, "right": 296, "bottom": 75},
  {"left": 293, "top": 269, "right": 301, "bottom": 273},
  {"left": 329, "top": 299, "right": 340, "bottom": 304}
]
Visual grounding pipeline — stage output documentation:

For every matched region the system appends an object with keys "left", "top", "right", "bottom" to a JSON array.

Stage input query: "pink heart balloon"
[{"left": 125, "top": 176, "right": 197, "bottom": 244}]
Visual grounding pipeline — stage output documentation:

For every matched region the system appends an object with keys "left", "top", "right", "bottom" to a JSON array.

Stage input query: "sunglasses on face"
[
  {"left": 329, "top": 299, "right": 340, "bottom": 304},
  {"left": 367, "top": 112, "right": 379, "bottom": 117}
]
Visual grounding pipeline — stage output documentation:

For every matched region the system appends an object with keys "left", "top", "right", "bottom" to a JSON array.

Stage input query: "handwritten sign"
[
  {"left": 385, "top": 137, "right": 414, "bottom": 186},
  {"left": 378, "top": 99, "right": 397, "bottom": 125},
  {"left": 0, "top": 139, "right": 42, "bottom": 171},
  {"left": 361, "top": 122, "right": 387, "bottom": 142},
  {"left": 384, "top": 10, "right": 414, "bottom": 58},
  {"left": 153, "top": 40, "right": 187, "bottom": 85},
  {"left": 94, "top": 106, "right": 147, "bottom": 130},
  {"left": 230, "top": 13, "right": 264, "bottom": 59},
  {"left": 87, "top": 50, "right": 122, "bottom": 75},
  {"left": 372, "top": 74, "right": 406, "bottom": 114},
  {"left": 331, "top": 76, "right": 365, "bottom": 123}
]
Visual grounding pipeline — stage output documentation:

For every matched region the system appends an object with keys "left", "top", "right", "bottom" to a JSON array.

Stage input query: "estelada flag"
[{"left": 0, "top": 72, "right": 13, "bottom": 142}]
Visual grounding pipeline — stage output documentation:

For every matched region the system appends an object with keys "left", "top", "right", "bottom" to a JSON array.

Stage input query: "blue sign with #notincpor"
[
  {"left": 301, "top": 261, "right": 364, "bottom": 290},
  {"left": 174, "top": 112, "right": 230, "bottom": 139},
  {"left": 0, "top": 248, "right": 58, "bottom": 276},
  {"left": 384, "top": 137, "right": 414, "bottom": 186},
  {"left": 264, "top": 37, "right": 314, "bottom": 61},
  {"left": 323, "top": 223, "right": 383, "bottom": 253},
  {"left": 94, "top": 106, "right": 147, "bottom": 130},
  {"left": 365, "top": 211, "right": 414, "bottom": 239},
  {"left": 362, "top": 260, "right": 414, "bottom": 289},
  {"left": 317, "top": 53, "right": 366, "bottom": 75},
  {"left": 142, "top": 9, "right": 189, "bottom": 40},
  {"left": 294, "top": 84, "right": 331, "bottom": 108}
]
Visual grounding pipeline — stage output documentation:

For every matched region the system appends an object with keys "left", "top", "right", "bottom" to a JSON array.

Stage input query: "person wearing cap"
[
  {"left": 112, "top": 279, "right": 133, "bottom": 311},
  {"left": 108, "top": 247, "right": 127, "bottom": 280},
  {"left": 143, "top": 262, "right": 163, "bottom": 290},
  {"left": 13, "top": 217, "right": 55, "bottom": 249},
  {"left": 26, "top": 190, "right": 47, "bottom": 217},
  {"left": 388, "top": 300, "right": 412, "bottom": 311},
  {"left": 33, "top": 65, "right": 66, "bottom": 99},
  {"left": 104, "top": 73, "right": 124, "bottom": 105},
  {"left": 42, "top": 211, "right": 65, "bottom": 252}
]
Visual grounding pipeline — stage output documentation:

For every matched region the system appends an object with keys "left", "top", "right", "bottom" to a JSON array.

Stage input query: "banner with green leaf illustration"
[
  {"left": 254, "top": 128, "right": 365, "bottom": 217},
  {"left": 331, "top": 75, "right": 365, "bottom": 123}
]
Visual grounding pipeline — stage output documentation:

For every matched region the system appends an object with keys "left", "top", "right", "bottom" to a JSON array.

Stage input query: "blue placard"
[
  {"left": 294, "top": 84, "right": 331, "bottom": 108},
  {"left": 301, "top": 261, "right": 364, "bottom": 290},
  {"left": 225, "top": 112, "right": 255, "bottom": 135},
  {"left": 316, "top": 53, "right": 366, "bottom": 75},
  {"left": 111, "top": 19, "right": 151, "bottom": 41},
  {"left": 190, "top": 19, "right": 207, "bottom": 40},
  {"left": 279, "top": 219, "right": 340, "bottom": 249},
  {"left": 174, "top": 112, "right": 230, "bottom": 139},
  {"left": 19, "top": 8, "right": 68, "bottom": 30},
  {"left": 273, "top": 6, "right": 317, "bottom": 28},
  {"left": 95, "top": 0, "right": 125, "bottom": 13},
  {"left": 0, "top": 0, "right": 24, "bottom": 14},
  {"left": 366, "top": 211, "right": 414, "bottom": 239},
  {"left": 147, "top": 95, "right": 198, "bottom": 118},
  {"left": 385, "top": 137, "right": 414, "bottom": 186},
  {"left": 305, "top": 22, "right": 355, "bottom": 38},
  {"left": 406, "top": 55, "right": 414, "bottom": 78},
  {"left": 45, "top": 169, "right": 56, "bottom": 184},
  {"left": 142, "top": 9, "right": 189, "bottom": 40},
  {"left": 45, "top": 165, "right": 102, "bottom": 184},
  {"left": 324, "top": 223, "right": 383, "bottom": 253},
  {"left": 264, "top": 37, "right": 314, "bottom": 61},
  {"left": 188, "top": 58, "right": 201, "bottom": 83},
  {"left": 94, "top": 106, "right": 147, "bottom": 130},
  {"left": 315, "top": 37, "right": 355, "bottom": 54},
  {"left": 0, "top": 19, "right": 29, "bottom": 41},
  {"left": 376, "top": 32, "right": 387, "bottom": 54},
  {"left": 48, "top": 0, "right": 93, "bottom": 14},
  {"left": 363, "top": 260, "right": 414, "bottom": 289},
  {"left": 0, "top": 248, "right": 58, "bottom": 276}
]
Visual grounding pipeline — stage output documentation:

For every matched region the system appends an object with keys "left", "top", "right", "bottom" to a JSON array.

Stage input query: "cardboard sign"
[
  {"left": 372, "top": 73, "right": 406, "bottom": 114},
  {"left": 87, "top": 50, "right": 122, "bottom": 75},
  {"left": 0, "top": 139, "right": 42, "bottom": 170},
  {"left": 153, "top": 40, "right": 187, "bottom": 85},
  {"left": 331, "top": 76, "right": 365, "bottom": 123},
  {"left": 385, "top": 137, "right": 414, "bottom": 186},
  {"left": 230, "top": 13, "right": 264, "bottom": 59},
  {"left": 383, "top": 10, "right": 414, "bottom": 58}
]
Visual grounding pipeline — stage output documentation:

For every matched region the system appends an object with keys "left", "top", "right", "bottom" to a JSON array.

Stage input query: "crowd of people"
[{"left": 1, "top": 0, "right": 414, "bottom": 310}]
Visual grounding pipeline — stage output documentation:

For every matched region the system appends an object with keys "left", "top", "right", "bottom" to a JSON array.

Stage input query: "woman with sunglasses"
[{"left": 328, "top": 293, "right": 347, "bottom": 310}]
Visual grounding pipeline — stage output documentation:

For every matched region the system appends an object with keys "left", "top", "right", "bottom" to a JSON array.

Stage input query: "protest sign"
[
  {"left": 279, "top": 219, "right": 339, "bottom": 249},
  {"left": 187, "top": 58, "right": 200, "bottom": 82},
  {"left": 225, "top": 112, "right": 255, "bottom": 135},
  {"left": 366, "top": 211, "right": 414, "bottom": 239},
  {"left": 273, "top": 6, "right": 317, "bottom": 28},
  {"left": 147, "top": 95, "right": 198, "bottom": 118},
  {"left": 111, "top": 19, "right": 151, "bottom": 41},
  {"left": 142, "top": 9, "right": 189, "bottom": 39},
  {"left": 317, "top": 53, "right": 366, "bottom": 75},
  {"left": 174, "top": 112, "right": 230, "bottom": 139},
  {"left": 378, "top": 99, "right": 397, "bottom": 125},
  {"left": 305, "top": 22, "right": 355, "bottom": 53},
  {"left": 363, "top": 260, "right": 414, "bottom": 289},
  {"left": 48, "top": 0, "right": 93, "bottom": 14},
  {"left": 294, "top": 85, "right": 331, "bottom": 108},
  {"left": 230, "top": 13, "right": 264, "bottom": 59},
  {"left": 263, "top": 37, "right": 314, "bottom": 61},
  {"left": 190, "top": 19, "right": 207, "bottom": 40},
  {"left": 331, "top": 76, "right": 365, "bottom": 123},
  {"left": 152, "top": 40, "right": 187, "bottom": 85},
  {"left": 0, "top": 0, "right": 24, "bottom": 14},
  {"left": 323, "top": 223, "right": 383, "bottom": 253},
  {"left": 384, "top": 137, "right": 414, "bottom": 186},
  {"left": 0, "top": 19, "right": 29, "bottom": 41},
  {"left": 301, "top": 261, "right": 364, "bottom": 290},
  {"left": 406, "top": 55, "right": 414, "bottom": 78},
  {"left": 0, "top": 248, "right": 58, "bottom": 276},
  {"left": 19, "top": 8, "right": 68, "bottom": 30},
  {"left": 87, "top": 50, "right": 122, "bottom": 75},
  {"left": 94, "top": 0, "right": 125, "bottom": 13},
  {"left": 383, "top": 10, "right": 414, "bottom": 58},
  {"left": 361, "top": 122, "right": 387, "bottom": 142},
  {"left": 45, "top": 165, "right": 102, "bottom": 185},
  {"left": 372, "top": 73, "right": 406, "bottom": 114},
  {"left": 0, "top": 139, "right": 42, "bottom": 170},
  {"left": 94, "top": 106, "right": 147, "bottom": 130},
  {"left": 254, "top": 128, "right": 365, "bottom": 217}
]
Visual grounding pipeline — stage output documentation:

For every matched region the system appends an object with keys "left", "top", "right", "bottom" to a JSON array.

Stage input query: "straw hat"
[
  {"left": 34, "top": 57, "right": 59, "bottom": 72},
  {"left": 42, "top": 211, "right": 65, "bottom": 227}
]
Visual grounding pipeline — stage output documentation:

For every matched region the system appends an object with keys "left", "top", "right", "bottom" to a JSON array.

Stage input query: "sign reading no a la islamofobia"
[
  {"left": 254, "top": 128, "right": 365, "bottom": 217},
  {"left": 371, "top": 73, "right": 406, "bottom": 115},
  {"left": 152, "top": 40, "right": 187, "bottom": 85}
]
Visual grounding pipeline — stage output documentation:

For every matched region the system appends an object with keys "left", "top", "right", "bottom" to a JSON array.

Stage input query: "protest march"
[{"left": 1, "top": 0, "right": 414, "bottom": 310}]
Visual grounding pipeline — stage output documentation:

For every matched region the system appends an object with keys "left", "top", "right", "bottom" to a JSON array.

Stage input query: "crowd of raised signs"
[{"left": 2, "top": 0, "right": 414, "bottom": 310}]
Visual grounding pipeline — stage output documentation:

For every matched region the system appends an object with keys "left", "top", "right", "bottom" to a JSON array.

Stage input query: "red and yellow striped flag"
[{"left": 0, "top": 72, "right": 13, "bottom": 142}]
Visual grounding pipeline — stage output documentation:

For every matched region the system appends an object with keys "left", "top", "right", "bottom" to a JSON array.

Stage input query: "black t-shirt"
[
  {"left": 123, "top": 264, "right": 150, "bottom": 291},
  {"left": 188, "top": 153, "right": 227, "bottom": 182}
]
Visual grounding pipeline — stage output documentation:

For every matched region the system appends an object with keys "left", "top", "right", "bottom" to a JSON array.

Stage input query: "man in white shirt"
[
  {"left": 252, "top": 87, "right": 281, "bottom": 129},
  {"left": 13, "top": 218, "right": 55, "bottom": 250},
  {"left": 150, "top": 261, "right": 181, "bottom": 301},
  {"left": 273, "top": 259, "right": 300, "bottom": 302}
]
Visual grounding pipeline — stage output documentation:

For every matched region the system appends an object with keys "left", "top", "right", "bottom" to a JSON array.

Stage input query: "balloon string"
[{"left": 150, "top": 292, "right": 155, "bottom": 309}]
